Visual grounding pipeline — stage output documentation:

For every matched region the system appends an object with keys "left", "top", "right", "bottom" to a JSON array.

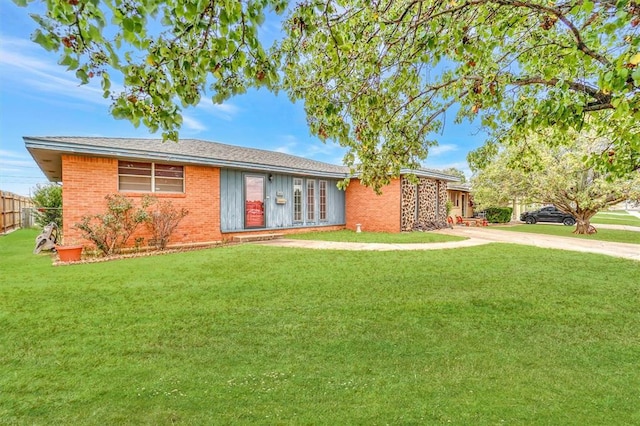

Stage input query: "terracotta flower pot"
[{"left": 55, "top": 244, "right": 83, "bottom": 262}]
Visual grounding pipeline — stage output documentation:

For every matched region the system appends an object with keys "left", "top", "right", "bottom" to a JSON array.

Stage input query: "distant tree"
[
  {"left": 441, "top": 168, "right": 467, "bottom": 183},
  {"left": 469, "top": 151, "right": 531, "bottom": 209},
  {"left": 470, "top": 131, "right": 640, "bottom": 234},
  {"left": 31, "top": 183, "right": 62, "bottom": 228}
]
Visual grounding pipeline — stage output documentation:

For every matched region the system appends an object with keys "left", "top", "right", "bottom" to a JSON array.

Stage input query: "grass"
[
  {"left": 591, "top": 210, "right": 640, "bottom": 227},
  {"left": 496, "top": 223, "right": 640, "bottom": 244},
  {"left": 2, "top": 229, "right": 640, "bottom": 424},
  {"left": 287, "top": 229, "right": 466, "bottom": 243}
]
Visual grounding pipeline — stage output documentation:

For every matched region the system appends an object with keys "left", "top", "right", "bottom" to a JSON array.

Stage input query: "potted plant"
[{"left": 55, "top": 239, "right": 84, "bottom": 262}]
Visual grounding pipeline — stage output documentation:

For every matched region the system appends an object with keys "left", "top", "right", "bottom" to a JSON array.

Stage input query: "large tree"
[
  {"left": 470, "top": 131, "right": 640, "bottom": 234},
  {"left": 14, "top": 0, "right": 640, "bottom": 189},
  {"left": 279, "top": 1, "right": 640, "bottom": 188}
]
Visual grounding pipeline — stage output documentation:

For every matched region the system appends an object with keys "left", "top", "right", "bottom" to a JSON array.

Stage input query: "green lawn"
[
  {"left": 496, "top": 223, "right": 640, "bottom": 244},
  {"left": 2, "top": 229, "right": 640, "bottom": 424},
  {"left": 591, "top": 210, "right": 640, "bottom": 227},
  {"left": 288, "top": 229, "right": 466, "bottom": 243}
]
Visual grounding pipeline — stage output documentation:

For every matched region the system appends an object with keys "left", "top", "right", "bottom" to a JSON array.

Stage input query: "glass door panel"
[{"left": 245, "top": 175, "right": 265, "bottom": 228}]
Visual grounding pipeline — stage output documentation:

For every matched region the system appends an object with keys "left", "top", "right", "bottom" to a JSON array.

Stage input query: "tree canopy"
[
  {"left": 440, "top": 167, "right": 467, "bottom": 183},
  {"left": 470, "top": 130, "right": 640, "bottom": 233},
  {"left": 14, "top": 0, "right": 640, "bottom": 189}
]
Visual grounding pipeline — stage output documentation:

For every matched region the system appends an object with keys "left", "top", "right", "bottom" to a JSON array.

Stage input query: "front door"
[{"left": 244, "top": 175, "right": 265, "bottom": 228}]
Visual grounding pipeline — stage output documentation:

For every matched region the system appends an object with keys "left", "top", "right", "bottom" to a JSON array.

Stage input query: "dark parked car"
[{"left": 520, "top": 206, "right": 576, "bottom": 225}]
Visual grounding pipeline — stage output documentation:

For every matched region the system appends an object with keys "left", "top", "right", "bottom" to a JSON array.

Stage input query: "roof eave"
[{"left": 24, "top": 138, "right": 348, "bottom": 179}]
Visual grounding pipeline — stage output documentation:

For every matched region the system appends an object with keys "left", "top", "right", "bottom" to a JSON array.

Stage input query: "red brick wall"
[
  {"left": 61, "top": 154, "right": 222, "bottom": 247},
  {"left": 345, "top": 178, "right": 401, "bottom": 233}
]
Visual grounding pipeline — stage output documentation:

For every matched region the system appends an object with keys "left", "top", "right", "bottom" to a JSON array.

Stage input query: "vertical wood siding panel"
[
  {"left": 266, "top": 173, "right": 275, "bottom": 228},
  {"left": 221, "top": 171, "right": 345, "bottom": 231},
  {"left": 220, "top": 169, "right": 245, "bottom": 232},
  {"left": 220, "top": 169, "right": 229, "bottom": 231},
  {"left": 330, "top": 182, "right": 346, "bottom": 223},
  {"left": 233, "top": 170, "right": 243, "bottom": 230}
]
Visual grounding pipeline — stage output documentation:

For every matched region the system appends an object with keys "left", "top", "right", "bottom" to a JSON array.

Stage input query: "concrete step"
[{"left": 233, "top": 233, "right": 285, "bottom": 243}]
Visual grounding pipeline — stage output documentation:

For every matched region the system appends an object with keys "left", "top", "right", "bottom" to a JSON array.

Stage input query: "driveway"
[
  {"left": 254, "top": 226, "right": 640, "bottom": 261},
  {"left": 436, "top": 226, "right": 640, "bottom": 261}
]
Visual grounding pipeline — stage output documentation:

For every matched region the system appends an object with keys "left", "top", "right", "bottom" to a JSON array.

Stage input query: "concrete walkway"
[
  {"left": 435, "top": 226, "right": 640, "bottom": 261},
  {"left": 254, "top": 225, "right": 640, "bottom": 262},
  {"left": 628, "top": 210, "right": 640, "bottom": 220}
]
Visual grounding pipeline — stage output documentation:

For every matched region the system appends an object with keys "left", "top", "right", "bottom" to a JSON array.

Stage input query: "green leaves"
[
  {"left": 31, "top": 29, "right": 57, "bottom": 51},
  {"left": 75, "top": 68, "right": 89, "bottom": 84},
  {"left": 17, "top": 0, "right": 640, "bottom": 183},
  {"left": 279, "top": 0, "right": 640, "bottom": 186}
]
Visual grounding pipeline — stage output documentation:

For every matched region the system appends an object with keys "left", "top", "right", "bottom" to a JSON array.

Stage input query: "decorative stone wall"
[
  {"left": 400, "top": 177, "right": 417, "bottom": 231},
  {"left": 401, "top": 176, "right": 448, "bottom": 231},
  {"left": 437, "top": 180, "right": 448, "bottom": 219}
]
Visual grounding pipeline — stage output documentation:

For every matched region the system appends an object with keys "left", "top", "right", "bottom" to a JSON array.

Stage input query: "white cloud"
[
  {"left": 273, "top": 134, "right": 298, "bottom": 154},
  {"left": 0, "top": 149, "right": 29, "bottom": 159},
  {"left": 274, "top": 146, "right": 292, "bottom": 154},
  {"left": 181, "top": 114, "right": 207, "bottom": 132},
  {"left": 429, "top": 143, "right": 458, "bottom": 156},
  {"left": 273, "top": 134, "right": 344, "bottom": 162},
  {"left": 0, "top": 158, "right": 36, "bottom": 168},
  {"left": 0, "top": 149, "right": 38, "bottom": 169},
  {"left": 196, "top": 100, "right": 240, "bottom": 121},
  {"left": 0, "top": 35, "right": 123, "bottom": 108}
]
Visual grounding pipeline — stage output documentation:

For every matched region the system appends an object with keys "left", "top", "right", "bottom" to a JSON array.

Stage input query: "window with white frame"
[
  {"left": 293, "top": 178, "right": 303, "bottom": 222},
  {"left": 319, "top": 180, "right": 327, "bottom": 221},
  {"left": 306, "top": 179, "right": 316, "bottom": 222},
  {"left": 118, "top": 161, "right": 184, "bottom": 193}
]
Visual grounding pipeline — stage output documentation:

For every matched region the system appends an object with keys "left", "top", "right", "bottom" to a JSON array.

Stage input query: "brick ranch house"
[{"left": 25, "top": 136, "right": 460, "bottom": 247}]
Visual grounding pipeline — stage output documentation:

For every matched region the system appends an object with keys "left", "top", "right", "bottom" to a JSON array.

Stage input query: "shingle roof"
[
  {"left": 24, "top": 136, "right": 460, "bottom": 183},
  {"left": 447, "top": 182, "right": 472, "bottom": 192}
]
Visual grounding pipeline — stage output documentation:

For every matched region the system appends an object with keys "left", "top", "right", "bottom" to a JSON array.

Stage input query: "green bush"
[
  {"left": 32, "top": 183, "right": 62, "bottom": 228},
  {"left": 75, "top": 194, "right": 151, "bottom": 255},
  {"left": 146, "top": 198, "right": 189, "bottom": 250},
  {"left": 485, "top": 207, "right": 513, "bottom": 223}
]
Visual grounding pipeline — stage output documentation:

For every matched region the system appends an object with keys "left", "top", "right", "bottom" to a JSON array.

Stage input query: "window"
[
  {"left": 306, "top": 180, "right": 316, "bottom": 222},
  {"left": 293, "top": 178, "right": 303, "bottom": 222},
  {"left": 118, "top": 161, "right": 184, "bottom": 193},
  {"left": 319, "top": 180, "right": 327, "bottom": 221},
  {"left": 450, "top": 192, "right": 459, "bottom": 207}
]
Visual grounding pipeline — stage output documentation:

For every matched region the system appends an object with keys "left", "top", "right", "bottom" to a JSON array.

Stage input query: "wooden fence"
[{"left": 1, "top": 190, "right": 35, "bottom": 234}]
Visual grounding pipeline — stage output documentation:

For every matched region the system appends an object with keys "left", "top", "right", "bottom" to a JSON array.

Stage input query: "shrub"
[
  {"left": 146, "top": 199, "right": 189, "bottom": 250},
  {"left": 445, "top": 200, "right": 453, "bottom": 217},
  {"left": 485, "top": 207, "right": 513, "bottom": 223},
  {"left": 75, "top": 194, "right": 151, "bottom": 255},
  {"left": 32, "top": 183, "right": 62, "bottom": 228}
]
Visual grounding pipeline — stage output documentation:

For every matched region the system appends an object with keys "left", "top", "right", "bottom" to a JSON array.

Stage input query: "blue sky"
[{"left": 0, "top": 0, "right": 487, "bottom": 197}]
